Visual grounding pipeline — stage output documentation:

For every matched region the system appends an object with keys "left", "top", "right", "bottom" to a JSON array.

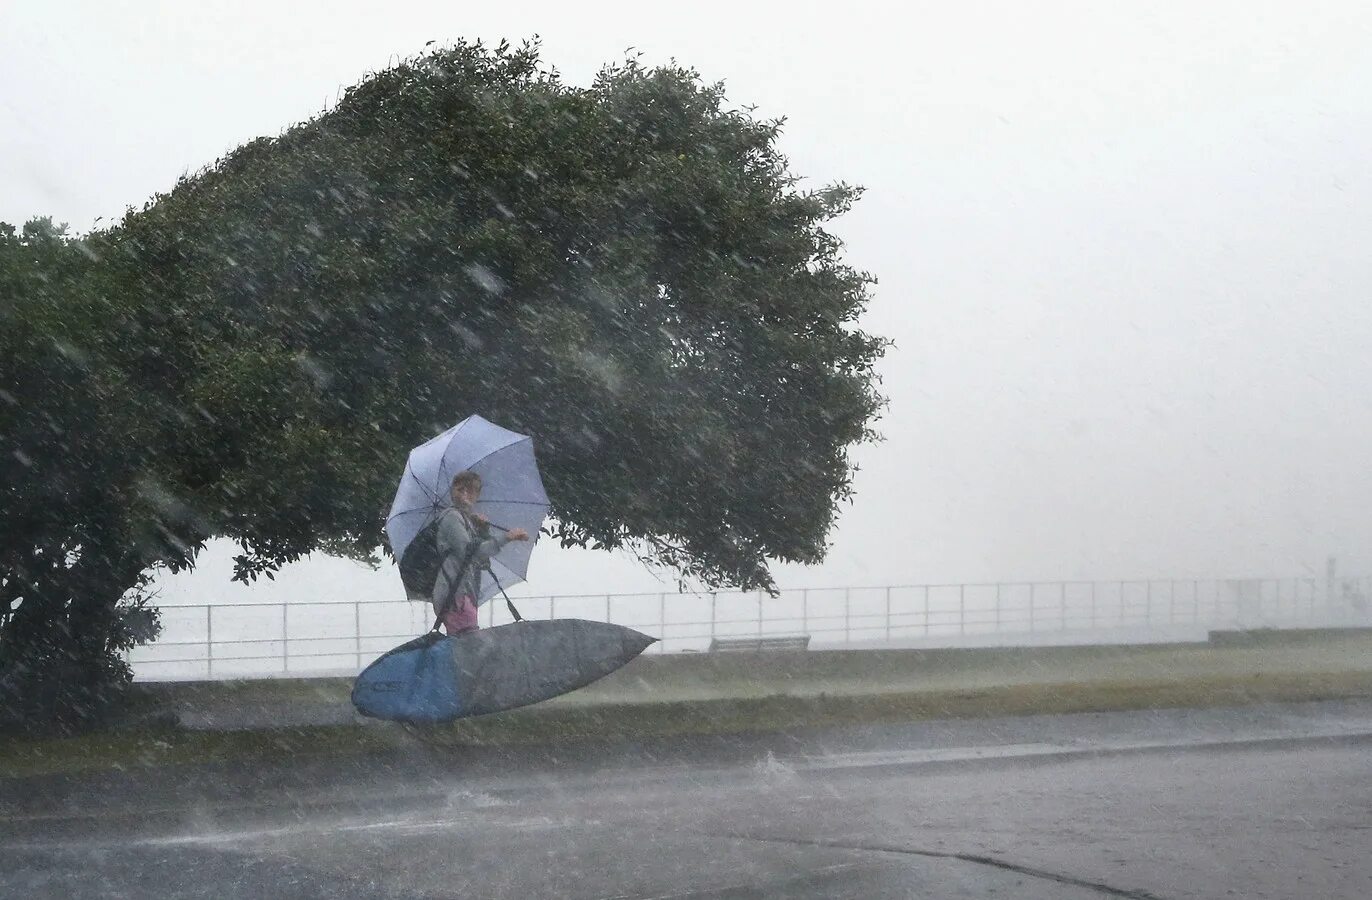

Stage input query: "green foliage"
[
  {"left": 0, "top": 39, "right": 885, "bottom": 729},
  {"left": 0, "top": 221, "right": 167, "bottom": 731}
]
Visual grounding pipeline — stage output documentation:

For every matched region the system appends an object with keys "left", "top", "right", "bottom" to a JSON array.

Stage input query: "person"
[{"left": 432, "top": 470, "right": 529, "bottom": 635}]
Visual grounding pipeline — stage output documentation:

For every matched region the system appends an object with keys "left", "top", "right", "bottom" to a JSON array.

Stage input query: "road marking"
[{"left": 796, "top": 728, "right": 1372, "bottom": 772}]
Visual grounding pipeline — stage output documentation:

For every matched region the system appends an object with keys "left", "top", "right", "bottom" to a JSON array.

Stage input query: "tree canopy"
[{"left": 0, "top": 40, "right": 886, "bottom": 729}]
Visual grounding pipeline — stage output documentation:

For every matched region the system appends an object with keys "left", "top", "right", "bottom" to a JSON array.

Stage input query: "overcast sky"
[{"left": 4, "top": 1, "right": 1372, "bottom": 605}]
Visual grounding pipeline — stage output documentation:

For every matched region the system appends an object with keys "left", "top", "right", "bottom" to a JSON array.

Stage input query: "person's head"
[{"left": 450, "top": 471, "right": 482, "bottom": 509}]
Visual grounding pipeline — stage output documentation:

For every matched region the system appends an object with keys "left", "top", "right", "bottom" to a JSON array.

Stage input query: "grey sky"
[{"left": 4, "top": 1, "right": 1372, "bottom": 606}]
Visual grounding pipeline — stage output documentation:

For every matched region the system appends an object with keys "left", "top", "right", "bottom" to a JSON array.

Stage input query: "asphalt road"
[{"left": 4, "top": 700, "right": 1372, "bottom": 899}]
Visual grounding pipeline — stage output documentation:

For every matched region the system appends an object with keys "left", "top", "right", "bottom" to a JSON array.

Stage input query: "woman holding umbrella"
[
  {"left": 358, "top": 419, "right": 657, "bottom": 724},
  {"left": 433, "top": 470, "right": 529, "bottom": 634}
]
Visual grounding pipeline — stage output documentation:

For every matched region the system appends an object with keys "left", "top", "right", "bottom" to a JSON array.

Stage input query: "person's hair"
[{"left": 450, "top": 471, "right": 482, "bottom": 497}]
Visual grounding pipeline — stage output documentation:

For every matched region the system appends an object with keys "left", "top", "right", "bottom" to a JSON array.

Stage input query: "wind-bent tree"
[
  {"left": 1, "top": 219, "right": 168, "bottom": 730},
  {"left": 0, "top": 40, "right": 886, "bottom": 730}
]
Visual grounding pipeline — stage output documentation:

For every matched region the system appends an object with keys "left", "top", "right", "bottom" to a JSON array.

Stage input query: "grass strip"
[{"left": 4, "top": 669, "right": 1372, "bottom": 779}]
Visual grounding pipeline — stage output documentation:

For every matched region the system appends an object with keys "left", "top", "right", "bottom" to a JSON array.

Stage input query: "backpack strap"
[
  {"left": 483, "top": 564, "right": 524, "bottom": 622},
  {"left": 430, "top": 527, "right": 484, "bottom": 633}
]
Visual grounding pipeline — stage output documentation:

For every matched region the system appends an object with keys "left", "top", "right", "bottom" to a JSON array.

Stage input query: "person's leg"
[
  {"left": 441, "top": 608, "right": 465, "bottom": 635},
  {"left": 441, "top": 599, "right": 481, "bottom": 635},
  {"left": 450, "top": 594, "right": 481, "bottom": 633}
]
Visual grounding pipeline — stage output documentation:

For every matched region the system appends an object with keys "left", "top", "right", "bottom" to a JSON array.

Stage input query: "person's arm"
[{"left": 470, "top": 523, "right": 511, "bottom": 567}]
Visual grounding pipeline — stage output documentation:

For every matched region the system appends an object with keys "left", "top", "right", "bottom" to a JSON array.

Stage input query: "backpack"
[{"left": 397, "top": 517, "right": 443, "bottom": 603}]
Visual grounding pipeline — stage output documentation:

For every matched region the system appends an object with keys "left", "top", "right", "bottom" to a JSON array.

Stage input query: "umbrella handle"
[
  {"left": 477, "top": 518, "right": 528, "bottom": 537},
  {"left": 465, "top": 510, "right": 508, "bottom": 533}
]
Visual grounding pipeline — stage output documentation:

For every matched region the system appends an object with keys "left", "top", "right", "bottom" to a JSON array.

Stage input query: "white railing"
[{"left": 128, "top": 575, "right": 1372, "bottom": 680}]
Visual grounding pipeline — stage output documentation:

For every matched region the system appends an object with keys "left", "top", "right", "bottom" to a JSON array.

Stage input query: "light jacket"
[{"left": 430, "top": 507, "right": 510, "bottom": 619}]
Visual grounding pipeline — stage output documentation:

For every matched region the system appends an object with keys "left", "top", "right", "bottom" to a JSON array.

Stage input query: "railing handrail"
[
  {"left": 128, "top": 574, "right": 1371, "bottom": 680},
  {"left": 147, "top": 573, "right": 1333, "bottom": 609}
]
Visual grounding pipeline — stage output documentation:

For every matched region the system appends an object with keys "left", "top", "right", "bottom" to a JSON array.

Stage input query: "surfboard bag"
[
  {"left": 350, "top": 631, "right": 460, "bottom": 724},
  {"left": 352, "top": 619, "right": 657, "bottom": 724}
]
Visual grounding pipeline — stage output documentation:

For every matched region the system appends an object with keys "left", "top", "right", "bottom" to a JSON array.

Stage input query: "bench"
[{"left": 708, "top": 635, "right": 811, "bottom": 652}]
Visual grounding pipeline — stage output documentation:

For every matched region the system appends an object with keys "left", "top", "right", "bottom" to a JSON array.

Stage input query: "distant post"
[{"left": 1327, "top": 556, "right": 1338, "bottom": 614}]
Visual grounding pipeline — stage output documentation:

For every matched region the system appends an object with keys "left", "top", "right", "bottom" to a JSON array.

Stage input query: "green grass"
[
  {"left": 5, "top": 669, "right": 1372, "bottom": 779},
  {"left": 8, "top": 633, "right": 1372, "bottom": 778}
]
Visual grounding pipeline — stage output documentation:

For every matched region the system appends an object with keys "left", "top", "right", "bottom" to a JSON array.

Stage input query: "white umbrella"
[{"left": 386, "top": 415, "right": 549, "bottom": 605}]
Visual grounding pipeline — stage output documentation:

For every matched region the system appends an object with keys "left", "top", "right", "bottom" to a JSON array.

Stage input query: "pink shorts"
[{"left": 441, "top": 594, "right": 480, "bottom": 635}]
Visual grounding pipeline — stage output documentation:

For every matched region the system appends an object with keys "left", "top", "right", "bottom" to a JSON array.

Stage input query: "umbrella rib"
[
  {"left": 404, "top": 461, "right": 438, "bottom": 503},
  {"left": 452, "top": 435, "right": 529, "bottom": 480},
  {"left": 386, "top": 505, "right": 440, "bottom": 526},
  {"left": 389, "top": 503, "right": 440, "bottom": 515},
  {"left": 432, "top": 417, "right": 478, "bottom": 495}
]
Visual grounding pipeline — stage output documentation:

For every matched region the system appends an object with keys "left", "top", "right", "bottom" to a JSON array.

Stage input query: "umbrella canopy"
[{"left": 386, "top": 415, "right": 549, "bottom": 605}]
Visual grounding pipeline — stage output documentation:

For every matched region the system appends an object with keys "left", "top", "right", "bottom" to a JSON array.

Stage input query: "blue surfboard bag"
[
  {"left": 354, "top": 619, "right": 658, "bottom": 724},
  {"left": 351, "top": 632, "right": 462, "bottom": 723}
]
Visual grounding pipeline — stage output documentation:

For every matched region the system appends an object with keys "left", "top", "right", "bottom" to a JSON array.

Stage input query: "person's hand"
[
  {"left": 471, "top": 512, "right": 489, "bottom": 525},
  {"left": 507, "top": 527, "right": 530, "bottom": 541}
]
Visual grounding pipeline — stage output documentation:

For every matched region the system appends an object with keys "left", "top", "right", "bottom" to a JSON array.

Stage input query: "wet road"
[{"left": 4, "top": 700, "right": 1372, "bottom": 899}]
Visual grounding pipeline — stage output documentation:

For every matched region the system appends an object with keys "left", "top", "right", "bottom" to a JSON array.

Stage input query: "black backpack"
[{"left": 397, "top": 517, "right": 444, "bottom": 603}]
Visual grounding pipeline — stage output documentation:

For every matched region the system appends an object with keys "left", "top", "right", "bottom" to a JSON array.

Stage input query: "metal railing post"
[
  {"left": 800, "top": 589, "right": 807, "bottom": 637},
  {"left": 206, "top": 605, "right": 213, "bottom": 678},
  {"left": 281, "top": 604, "right": 289, "bottom": 674},
  {"left": 355, "top": 601, "right": 362, "bottom": 671},
  {"left": 605, "top": 594, "right": 612, "bottom": 624}
]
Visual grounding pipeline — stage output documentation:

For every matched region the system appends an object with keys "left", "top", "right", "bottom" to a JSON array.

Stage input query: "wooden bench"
[{"left": 708, "top": 635, "right": 811, "bottom": 652}]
